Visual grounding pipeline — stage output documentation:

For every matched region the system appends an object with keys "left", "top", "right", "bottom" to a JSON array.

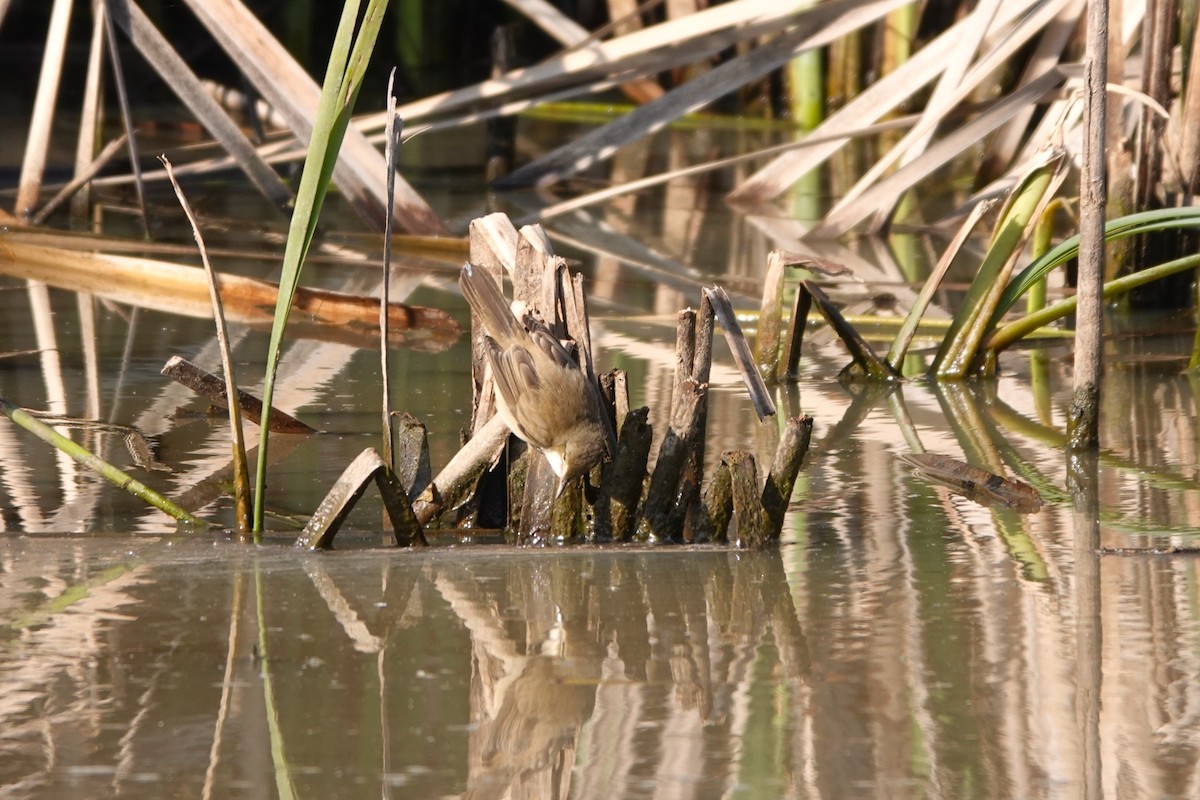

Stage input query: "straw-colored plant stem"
[
  {"left": 381, "top": 70, "right": 400, "bottom": 469},
  {"left": 70, "top": 2, "right": 106, "bottom": 225},
  {"left": 161, "top": 156, "right": 252, "bottom": 537},
  {"left": 100, "top": 0, "right": 151, "bottom": 234},
  {"left": 14, "top": 0, "right": 72, "bottom": 217},
  {"left": 1068, "top": 0, "right": 1109, "bottom": 450},
  {"left": 253, "top": 0, "right": 390, "bottom": 533}
]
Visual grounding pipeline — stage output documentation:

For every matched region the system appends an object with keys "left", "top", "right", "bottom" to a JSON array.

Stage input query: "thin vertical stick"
[
  {"left": 1069, "top": 0, "right": 1109, "bottom": 449},
  {"left": 381, "top": 69, "right": 402, "bottom": 469},
  {"left": 102, "top": 0, "right": 150, "bottom": 236},
  {"left": 71, "top": 0, "right": 107, "bottom": 225},
  {"left": 15, "top": 0, "right": 73, "bottom": 217},
  {"left": 72, "top": 1, "right": 105, "bottom": 425},
  {"left": 161, "top": 156, "right": 252, "bottom": 536}
]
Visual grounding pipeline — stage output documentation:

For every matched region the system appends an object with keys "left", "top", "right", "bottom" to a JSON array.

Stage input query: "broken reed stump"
[
  {"left": 162, "top": 355, "right": 316, "bottom": 434},
  {"left": 594, "top": 406, "right": 652, "bottom": 541},
  {"left": 394, "top": 411, "right": 431, "bottom": 501},
  {"left": 449, "top": 217, "right": 811, "bottom": 545},
  {"left": 639, "top": 377, "right": 707, "bottom": 542},
  {"left": 296, "top": 448, "right": 426, "bottom": 550},
  {"left": 299, "top": 213, "right": 814, "bottom": 549}
]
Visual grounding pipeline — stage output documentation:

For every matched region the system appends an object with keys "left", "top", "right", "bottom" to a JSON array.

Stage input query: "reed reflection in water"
[
  {"left": 2, "top": 113, "right": 1200, "bottom": 798},
  {"left": 1, "top": 505, "right": 1198, "bottom": 799}
]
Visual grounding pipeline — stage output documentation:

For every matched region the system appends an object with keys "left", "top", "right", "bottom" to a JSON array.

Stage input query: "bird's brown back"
[{"left": 460, "top": 263, "right": 610, "bottom": 481}]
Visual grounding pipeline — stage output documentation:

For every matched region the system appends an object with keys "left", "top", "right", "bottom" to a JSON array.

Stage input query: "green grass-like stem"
[
  {"left": 986, "top": 252, "right": 1200, "bottom": 354},
  {"left": 253, "top": 0, "right": 390, "bottom": 533},
  {"left": 932, "top": 148, "right": 1066, "bottom": 377},
  {"left": 1, "top": 396, "right": 206, "bottom": 527},
  {"left": 988, "top": 207, "right": 1200, "bottom": 330}
]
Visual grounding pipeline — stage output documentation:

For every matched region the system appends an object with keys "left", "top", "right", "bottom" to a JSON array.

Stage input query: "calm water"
[{"left": 3, "top": 119, "right": 1200, "bottom": 797}]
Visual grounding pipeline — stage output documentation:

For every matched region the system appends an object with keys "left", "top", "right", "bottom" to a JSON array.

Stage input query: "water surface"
[{"left": 3, "top": 120, "right": 1200, "bottom": 798}]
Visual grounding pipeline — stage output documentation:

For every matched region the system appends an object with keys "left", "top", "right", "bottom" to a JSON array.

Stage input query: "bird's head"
[{"left": 547, "top": 419, "right": 610, "bottom": 496}]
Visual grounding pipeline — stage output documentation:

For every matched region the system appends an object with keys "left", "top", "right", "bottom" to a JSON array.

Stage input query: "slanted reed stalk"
[
  {"left": 14, "top": 0, "right": 71, "bottom": 217},
  {"left": 0, "top": 396, "right": 205, "bottom": 526},
  {"left": 100, "top": 1, "right": 150, "bottom": 233},
  {"left": 69, "top": 4, "right": 105, "bottom": 226},
  {"left": 161, "top": 155, "right": 252, "bottom": 536},
  {"left": 932, "top": 147, "right": 1067, "bottom": 378}
]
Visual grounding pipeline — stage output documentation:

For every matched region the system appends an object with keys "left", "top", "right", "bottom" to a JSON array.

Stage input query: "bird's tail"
[{"left": 459, "top": 263, "right": 524, "bottom": 344}]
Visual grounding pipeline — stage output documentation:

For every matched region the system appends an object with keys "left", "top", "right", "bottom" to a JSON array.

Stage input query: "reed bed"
[{"left": 2, "top": 0, "right": 1199, "bottom": 538}]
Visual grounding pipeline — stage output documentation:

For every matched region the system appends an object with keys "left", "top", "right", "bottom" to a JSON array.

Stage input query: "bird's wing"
[
  {"left": 485, "top": 338, "right": 557, "bottom": 448},
  {"left": 528, "top": 327, "right": 575, "bottom": 370},
  {"left": 459, "top": 263, "right": 523, "bottom": 343}
]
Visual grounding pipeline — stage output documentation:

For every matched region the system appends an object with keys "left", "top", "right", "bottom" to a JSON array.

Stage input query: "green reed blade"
[
  {"left": 931, "top": 147, "right": 1067, "bottom": 378},
  {"left": 986, "top": 206, "right": 1200, "bottom": 335},
  {"left": 254, "top": 0, "right": 391, "bottom": 534},
  {"left": 986, "top": 252, "right": 1200, "bottom": 354}
]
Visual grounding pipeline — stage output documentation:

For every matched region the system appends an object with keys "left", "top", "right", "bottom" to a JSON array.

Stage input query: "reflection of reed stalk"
[
  {"left": 256, "top": 559, "right": 298, "bottom": 800},
  {"left": 202, "top": 569, "right": 245, "bottom": 800}
]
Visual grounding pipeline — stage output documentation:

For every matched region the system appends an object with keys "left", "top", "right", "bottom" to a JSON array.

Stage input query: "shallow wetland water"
[{"left": 3, "top": 124, "right": 1200, "bottom": 797}]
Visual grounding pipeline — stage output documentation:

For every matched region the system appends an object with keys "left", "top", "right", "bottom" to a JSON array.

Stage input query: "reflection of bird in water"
[
  {"left": 458, "top": 263, "right": 609, "bottom": 495},
  {"left": 463, "top": 648, "right": 601, "bottom": 800}
]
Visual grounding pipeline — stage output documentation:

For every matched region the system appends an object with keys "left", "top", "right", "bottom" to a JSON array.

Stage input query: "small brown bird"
[{"left": 459, "top": 263, "right": 610, "bottom": 494}]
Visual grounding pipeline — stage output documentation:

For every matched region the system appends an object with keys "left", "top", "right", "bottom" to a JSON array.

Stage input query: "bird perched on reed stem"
[{"left": 459, "top": 263, "right": 609, "bottom": 495}]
